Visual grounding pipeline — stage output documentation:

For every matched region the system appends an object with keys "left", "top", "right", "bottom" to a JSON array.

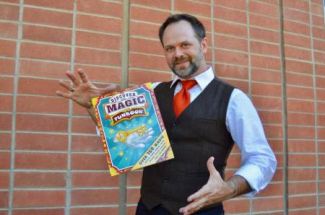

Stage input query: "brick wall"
[{"left": 0, "top": 0, "right": 324, "bottom": 214}]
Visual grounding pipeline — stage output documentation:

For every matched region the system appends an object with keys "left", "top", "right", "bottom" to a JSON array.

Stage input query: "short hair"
[{"left": 159, "top": 13, "right": 206, "bottom": 46}]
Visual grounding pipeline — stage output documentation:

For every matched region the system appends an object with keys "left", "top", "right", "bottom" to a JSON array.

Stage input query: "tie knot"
[{"left": 181, "top": 80, "right": 197, "bottom": 90}]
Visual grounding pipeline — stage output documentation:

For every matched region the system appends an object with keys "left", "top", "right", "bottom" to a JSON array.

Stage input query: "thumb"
[{"left": 207, "top": 156, "right": 217, "bottom": 175}]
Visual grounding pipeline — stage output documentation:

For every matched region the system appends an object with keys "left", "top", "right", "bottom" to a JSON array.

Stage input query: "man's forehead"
[{"left": 162, "top": 21, "right": 196, "bottom": 44}]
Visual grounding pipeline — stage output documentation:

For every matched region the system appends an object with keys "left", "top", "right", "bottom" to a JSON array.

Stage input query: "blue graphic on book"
[{"left": 97, "top": 87, "right": 162, "bottom": 171}]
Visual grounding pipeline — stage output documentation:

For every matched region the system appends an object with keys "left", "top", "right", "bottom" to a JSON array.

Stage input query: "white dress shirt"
[{"left": 165, "top": 67, "right": 277, "bottom": 196}]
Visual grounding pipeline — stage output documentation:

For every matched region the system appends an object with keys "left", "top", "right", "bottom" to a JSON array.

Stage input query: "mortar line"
[{"left": 8, "top": 0, "right": 24, "bottom": 214}]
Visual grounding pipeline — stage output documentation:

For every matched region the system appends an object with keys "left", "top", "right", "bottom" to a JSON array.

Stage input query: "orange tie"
[{"left": 173, "top": 80, "right": 197, "bottom": 118}]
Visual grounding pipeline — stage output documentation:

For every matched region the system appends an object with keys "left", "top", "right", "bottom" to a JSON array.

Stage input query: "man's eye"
[
  {"left": 181, "top": 43, "right": 190, "bottom": 48},
  {"left": 165, "top": 47, "right": 174, "bottom": 52}
]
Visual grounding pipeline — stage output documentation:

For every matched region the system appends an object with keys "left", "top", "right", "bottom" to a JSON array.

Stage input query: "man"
[{"left": 57, "top": 14, "right": 276, "bottom": 215}]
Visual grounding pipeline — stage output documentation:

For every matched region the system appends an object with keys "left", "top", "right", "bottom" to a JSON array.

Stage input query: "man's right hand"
[{"left": 56, "top": 69, "right": 119, "bottom": 108}]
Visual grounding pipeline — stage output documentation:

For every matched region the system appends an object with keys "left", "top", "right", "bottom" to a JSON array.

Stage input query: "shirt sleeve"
[{"left": 226, "top": 89, "right": 277, "bottom": 196}]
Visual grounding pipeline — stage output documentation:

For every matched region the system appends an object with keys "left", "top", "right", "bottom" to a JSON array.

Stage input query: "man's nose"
[{"left": 174, "top": 47, "right": 184, "bottom": 57}]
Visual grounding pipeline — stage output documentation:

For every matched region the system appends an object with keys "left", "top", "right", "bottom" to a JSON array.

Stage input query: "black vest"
[{"left": 141, "top": 78, "right": 235, "bottom": 214}]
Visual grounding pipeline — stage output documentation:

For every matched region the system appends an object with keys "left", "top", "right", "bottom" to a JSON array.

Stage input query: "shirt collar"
[{"left": 170, "top": 66, "right": 215, "bottom": 90}]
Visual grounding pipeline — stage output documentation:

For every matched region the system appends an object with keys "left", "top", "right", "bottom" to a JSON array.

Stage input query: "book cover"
[{"left": 91, "top": 83, "right": 174, "bottom": 176}]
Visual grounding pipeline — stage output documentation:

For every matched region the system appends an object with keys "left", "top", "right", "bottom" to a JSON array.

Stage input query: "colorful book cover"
[{"left": 91, "top": 83, "right": 174, "bottom": 176}]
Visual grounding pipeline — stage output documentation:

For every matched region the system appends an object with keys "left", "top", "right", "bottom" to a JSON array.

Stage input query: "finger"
[
  {"left": 56, "top": 90, "right": 72, "bottom": 99},
  {"left": 180, "top": 197, "right": 207, "bottom": 215},
  {"left": 207, "top": 156, "right": 217, "bottom": 175},
  {"left": 77, "top": 68, "right": 88, "bottom": 83},
  {"left": 59, "top": 80, "right": 74, "bottom": 91},
  {"left": 66, "top": 70, "right": 80, "bottom": 86},
  {"left": 187, "top": 186, "right": 210, "bottom": 202}
]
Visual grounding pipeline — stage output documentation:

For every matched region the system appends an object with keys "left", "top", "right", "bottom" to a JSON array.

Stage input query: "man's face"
[{"left": 162, "top": 20, "right": 208, "bottom": 79}]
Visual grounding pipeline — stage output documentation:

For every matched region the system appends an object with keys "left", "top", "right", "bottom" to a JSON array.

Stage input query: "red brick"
[
  {"left": 131, "top": 5, "right": 169, "bottom": 24},
  {"left": 252, "top": 196, "right": 283, "bottom": 211},
  {"left": 71, "top": 135, "right": 101, "bottom": 152},
  {"left": 251, "top": 55, "right": 281, "bottom": 70},
  {"left": 72, "top": 64, "right": 121, "bottom": 84},
  {"left": 18, "top": 77, "right": 61, "bottom": 96},
  {"left": 0, "top": 152, "right": 10, "bottom": 169},
  {"left": 214, "top": 20, "right": 247, "bottom": 38},
  {"left": 250, "top": 14, "right": 279, "bottom": 30},
  {"left": 13, "top": 190, "right": 65, "bottom": 207},
  {"left": 288, "top": 168, "right": 317, "bottom": 181},
  {"left": 264, "top": 124, "right": 283, "bottom": 138},
  {"left": 285, "top": 46, "right": 312, "bottom": 61},
  {"left": 23, "top": 7, "right": 73, "bottom": 27},
  {"left": 288, "top": 209, "right": 317, "bottom": 215},
  {"left": 313, "top": 14, "right": 325, "bottom": 27},
  {"left": 287, "top": 85, "right": 314, "bottom": 100},
  {"left": 129, "top": 53, "right": 168, "bottom": 71},
  {"left": 289, "top": 139, "right": 316, "bottom": 153},
  {"left": 287, "top": 99, "right": 315, "bottom": 112},
  {"left": 283, "top": 0, "right": 309, "bottom": 11},
  {"left": 130, "top": 0, "right": 171, "bottom": 10},
  {"left": 16, "top": 133, "right": 68, "bottom": 151},
  {"left": 250, "top": 27, "right": 280, "bottom": 43},
  {"left": 284, "top": 33, "right": 311, "bottom": 48},
  {"left": 315, "top": 52, "right": 325, "bottom": 63},
  {"left": 259, "top": 110, "right": 282, "bottom": 124},
  {"left": 286, "top": 60, "right": 313, "bottom": 74},
  {"left": 284, "top": 8, "right": 310, "bottom": 24},
  {"left": 0, "top": 133, "right": 11, "bottom": 150},
  {"left": 215, "top": 0, "right": 246, "bottom": 10},
  {"left": 289, "top": 181, "right": 317, "bottom": 195},
  {"left": 127, "top": 170, "right": 142, "bottom": 186},
  {"left": 313, "top": 26, "right": 325, "bottom": 39},
  {"left": 215, "top": 49, "right": 248, "bottom": 66},
  {"left": 0, "top": 39, "right": 16, "bottom": 57},
  {"left": 175, "top": 1, "right": 211, "bottom": 17},
  {"left": 311, "top": 2, "right": 323, "bottom": 15},
  {"left": 0, "top": 95, "right": 13, "bottom": 111},
  {"left": 25, "top": 0, "right": 74, "bottom": 10},
  {"left": 0, "top": 58, "right": 15, "bottom": 75},
  {"left": 0, "top": 76, "right": 13, "bottom": 93},
  {"left": 130, "top": 20, "right": 160, "bottom": 39},
  {"left": 0, "top": 172, "right": 9, "bottom": 188},
  {"left": 0, "top": 3, "right": 19, "bottom": 20},
  {"left": 129, "top": 70, "right": 171, "bottom": 84},
  {"left": 126, "top": 206, "right": 137, "bottom": 215},
  {"left": 289, "top": 195, "right": 317, "bottom": 209},
  {"left": 284, "top": 20, "right": 310, "bottom": 35},
  {"left": 71, "top": 117, "right": 96, "bottom": 133},
  {"left": 77, "top": 0, "right": 122, "bottom": 17},
  {"left": 72, "top": 172, "right": 118, "bottom": 187},
  {"left": 13, "top": 209, "right": 64, "bottom": 215},
  {"left": 71, "top": 189, "right": 119, "bottom": 205},
  {"left": 215, "top": 35, "right": 248, "bottom": 52},
  {"left": 0, "top": 22, "right": 17, "bottom": 39},
  {"left": 129, "top": 37, "right": 163, "bottom": 54},
  {"left": 318, "top": 114, "right": 325, "bottom": 126},
  {"left": 252, "top": 96, "right": 282, "bottom": 111},
  {"left": 215, "top": 5, "right": 246, "bottom": 23},
  {"left": 0, "top": 113, "right": 12, "bottom": 131},
  {"left": 250, "top": 41, "right": 280, "bottom": 56},
  {"left": 15, "top": 152, "right": 67, "bottom": 169},
  {"left": 20, "top": 59, "right": 70, "bottom": 79},
  {"left": 14, "top": 172, "right": 66, "bottom": 187},
  {"left": 23, "top": 25, "right": 72, "bottom": 44},
  {"left": 71, "top": 153, "right": 107, "bottom": 170},
  {"left": 77, "top": 14, "right": 121, "bottom": 34},
  {"left": 288, "top": 126, "right": 315, "bottom": 139},
  {"left": 16, "top": 95, "right": 69, "bottom": 114},
  {"left": 288, "top": 112, "right": 315, "bottom": 125},
  {"left": 20, "top": 42, "right": 71, "bottom": 62},
  {"left": 252, "top": 82, "right": 282, "bottom": 97},
  {"left": 289, "top": 154, "right": 316, "bottom": 167},
  {"left": 76, "top": 31, "right": 121, "bottom": 50},
  {"left": 0, "top": 191, "right": 9, "bottom": 208},
  {"left": 319, "top": 103, "right": 325, "bottom": 114},
  {"left": 223, "top": 198, "right": 250, "bottom": 214},
  {"left": 127, "top": 188, "right": 140, "bottom": 204},
  {"left": 223, "top": 79, "right": 249, "bottom": 93},
  {"left": 70, "top": 207, "right": 118, "bottom": 215},
  {"left": 75, "top": 47, "right": 120, "bottom": 66},
  {"left": 216, "top": 64, "right": 248, "bottom": 80},
  {"left": 249, "top": 1, "right": 279, "bottom": 17},
  {"left": 15, "top": 114, "right": 68, "bottom": 132},
  {"left": 251, "top": 68, "right": 281, "bottom": 83}
]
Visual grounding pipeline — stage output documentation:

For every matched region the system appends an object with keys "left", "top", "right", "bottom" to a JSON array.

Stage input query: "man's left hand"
[{"left": 179, "top": 156, "right": 236, "bottom": 215}]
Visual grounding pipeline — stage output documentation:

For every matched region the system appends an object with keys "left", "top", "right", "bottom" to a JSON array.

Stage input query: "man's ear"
[{"left": 201, "top": 37, "right": 208, "bottom": 53}]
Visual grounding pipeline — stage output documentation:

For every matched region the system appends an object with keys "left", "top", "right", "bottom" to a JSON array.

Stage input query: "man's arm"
[{"left": 56, "top": 69, "right": 120, "bottom": 125}]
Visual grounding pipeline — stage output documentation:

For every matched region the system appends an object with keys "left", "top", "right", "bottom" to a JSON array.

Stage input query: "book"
[{"left": 91, "top": 83, "right": 174, "bottom": 176}]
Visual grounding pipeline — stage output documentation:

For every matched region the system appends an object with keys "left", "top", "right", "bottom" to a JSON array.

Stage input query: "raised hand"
[
  {"left": 56, "top": 69, "right": 119, "bottom": 108},
  {"left": 179, "top": 157, "right": 236, "bottom": 215}
]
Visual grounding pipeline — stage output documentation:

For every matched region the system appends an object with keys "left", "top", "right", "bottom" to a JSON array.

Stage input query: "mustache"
[{"left": 173, "top": 56, "right": 191, "bottom": 65}]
